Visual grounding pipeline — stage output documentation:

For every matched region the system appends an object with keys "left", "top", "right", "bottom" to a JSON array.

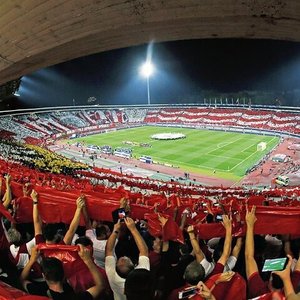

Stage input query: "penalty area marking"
[{"left": 228, "top": 136, "right": 278, "bottom": 172}]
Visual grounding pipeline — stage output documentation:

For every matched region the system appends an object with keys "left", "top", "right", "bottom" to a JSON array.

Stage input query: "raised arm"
[
  {"left": 105, "top": 221, "right": 121, "bottom": 256},
  {"left": 283, "top": 235, "right": 293, "bottom": 257},
  {"left": 217, "top": 215, "right": 232, "bottom": 265},
  {"left": 63, "top": 196, "right": 85, "bottom": 245},
  {"left": 78, "top": 244, "right": 105, "bottom": 299},
  {"left": 231, "top": 237, "right": 243, "bottom": 259},
  {"left": 245, "top": 206, "right": 259, "bottom": 279},
  {"left": 2, "top": 174, "right": 12, "bottom": 209},
  {"left": 20, "top": 246, "right": 40, "bottom": 291},
  {"left": 274, "top": 255, "right": 298, "bottom": 300},
  {"left": 125, "top": 217, "right": 148, "bottom": 257},
  {"left": 31, "top": 189, "right": 42, "bottom": 236},
  {"left": 187, "top": 225, "right": 205, "bottom": 263},
  {"left": 179, "top": 208, "right": 190, "bottom": 230},
  {"left": 81, "top": 195, "right": 92, "bottom": 229}
]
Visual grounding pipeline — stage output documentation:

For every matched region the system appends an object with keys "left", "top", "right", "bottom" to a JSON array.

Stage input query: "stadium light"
[{"left": 140, "top": 61, "right": 154, "bottom": 105}]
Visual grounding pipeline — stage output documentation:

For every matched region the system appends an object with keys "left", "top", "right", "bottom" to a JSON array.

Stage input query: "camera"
[
  {"left": 178, "top": 287, "right": 197, "bottom": 299},
  {"left": 262, "top": 257, "right": 288, "bottom": 272},
  {"left": 118, "top": 208, "right": 126, "bottom": 222},
  {"left": 215, "top": 214, "right": 223, "bottom": 222}
]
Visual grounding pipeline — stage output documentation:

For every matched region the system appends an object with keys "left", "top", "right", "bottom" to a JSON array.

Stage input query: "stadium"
[{"left": 0, "top": 1, "right": 300, "bottom": 300}]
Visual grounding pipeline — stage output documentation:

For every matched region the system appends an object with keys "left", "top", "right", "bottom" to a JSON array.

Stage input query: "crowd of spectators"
[
  {"left": 0, "top": 107, "right": 299, "bottom": 146},
  {"left": 0, "top": 167, "right": 300, "bottom": 299},
  {"left": 0, "top": 140, "right": 88, "bottom": 175}
]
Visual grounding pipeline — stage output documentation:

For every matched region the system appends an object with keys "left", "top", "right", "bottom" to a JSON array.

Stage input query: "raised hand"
[
  {"left": 31, "top": 189, "right": 38, "bottom": 201},
  {"left": 221, "top": 214, "right": 232, "bottom": 229},
  {"left": 273, "top": 255, "right": 293, "bottom": 281},
  {"left": 76, "top": 195, "right": 86, "bottom": 208},
  {"left": 5, "top": 174, "right": 11, "bottom": 185},
  {"left": 78, "top": 244, "right": 92, "bottom": 263},
  {"left": 124, "top": 217, "right": 136, "bottom": 231},
  {"left": 215, "top": 271, "right": 235, "bottom": 284},
  {"left": 30, "top": 246, "right": 40, "bottom": 262},
  {"left": 187, "top": 225, "right": 195, "bottom": 234},
  {"left": 245, "top": 205, "right": 257, "bottom": 227},
  {"left": 197, "top": 281, "right": 216, "bottom": 300},
  {"left": 157, "top": 213, "right": 168, "bottom": 227}
]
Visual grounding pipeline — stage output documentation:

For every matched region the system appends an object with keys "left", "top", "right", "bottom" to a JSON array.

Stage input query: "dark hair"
[
  {"left": 271, "top": 273, "right": 284, "bottom": 289},
  {"left": 184, "top": 260, "right": 205, "bottom": 285},
  {"left": 125, "top": 269, "right": 154, "bottom": 300},
  {"left": 206, "top": 213, "right": 214, "bottom": 223},
  {"left": 290, "top": 238, "right": 300, "bottom": 259},
  {"left": 254, "top": 235, "right": 266, "bottom": 253},
  {"left": 95, "top": 225, "right": 108, "bottom": 239},
  {"left": 41, "top": 257, "right": 64, "bottom": 282},
  {"left": 43, "top": 224, "right": 59, "bottom": 242},
  {"left": 212, "top": 239, "right": 225, "bottom": 262},
  {"left": 116, "top": 262, "right": 134, "bottom": 279},
  {"left": 75, "top": 236, "right": 93, "bottom": 247}
]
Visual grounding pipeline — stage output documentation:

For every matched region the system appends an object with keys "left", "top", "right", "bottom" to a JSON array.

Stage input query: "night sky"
[{"left": 18, "top": 38, "right": 300, "bottom": 108}]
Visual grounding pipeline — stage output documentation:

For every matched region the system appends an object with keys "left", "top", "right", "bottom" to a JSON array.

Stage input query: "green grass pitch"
[{"left": 71, "top": 126, "right": 280, "bottom": 180}]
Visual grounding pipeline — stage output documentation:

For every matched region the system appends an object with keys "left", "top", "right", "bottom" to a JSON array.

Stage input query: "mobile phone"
[
  {"left": 215, "top": 214, "right": 223, "bottom": 222},
  {"left": 262, "top": 257, "right": 288, "bottom": 272},
  {"left": 178, "top": 287, "right": 197, "bottom": 299},
  {"left": 118, "top": 208, "right": 126, "bottom": 222}
]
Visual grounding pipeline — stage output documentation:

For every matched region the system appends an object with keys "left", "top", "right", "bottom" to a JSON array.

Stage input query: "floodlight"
[{"left": 140, "top": 62, "right": 154, "bottom": 78}]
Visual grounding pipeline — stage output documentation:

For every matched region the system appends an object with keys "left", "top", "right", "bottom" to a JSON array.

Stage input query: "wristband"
[{"left": 33, "top": 201, "right": 38, "bottom": 205}]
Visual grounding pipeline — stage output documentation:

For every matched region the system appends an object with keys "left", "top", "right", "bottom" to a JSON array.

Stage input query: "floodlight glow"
[{"left": 140, "top": 62, "right": 154, "bottom": 78}]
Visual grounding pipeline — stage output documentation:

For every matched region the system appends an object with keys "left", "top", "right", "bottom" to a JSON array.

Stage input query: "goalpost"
[{"left": 257, "top": 142, "right": 267, "bottom": 151}]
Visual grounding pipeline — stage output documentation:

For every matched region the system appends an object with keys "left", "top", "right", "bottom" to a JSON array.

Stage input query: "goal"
[{"left": 257, "top": 142, "right": 267, "bottom": 151}]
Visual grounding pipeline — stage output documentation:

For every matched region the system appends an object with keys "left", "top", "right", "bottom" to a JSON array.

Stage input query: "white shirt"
[
  {"left": 105, "top": 255, "right": 150, "bottom": 300},
  {"left": 10, "top": 237, "right": 36, "bottom": 269},
  {"left": 85, "top": 229, "right": 107, "bottom": 268},
  {"left": 200, "top": 258, "right": 215, "bottom": 277},
  {"left": 224, "top": 255, "right": 237, "bottom": 271}
]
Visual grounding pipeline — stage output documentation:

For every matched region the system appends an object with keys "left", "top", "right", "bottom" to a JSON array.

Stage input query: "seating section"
[{"left": 0, "top": 107, "right": 299, "bottom": 144}]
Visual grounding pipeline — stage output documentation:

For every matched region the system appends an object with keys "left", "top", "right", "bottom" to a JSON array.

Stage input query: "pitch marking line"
[{"left": 228, "top": 136, "right": 277, "bottom": 172}]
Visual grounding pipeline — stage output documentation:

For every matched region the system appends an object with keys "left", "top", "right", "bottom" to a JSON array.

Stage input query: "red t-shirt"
[
  {"left": 248, "top": 271, "right": 300, "bottom": 299},
  {"left": 248, "top": 272, "right": 270, "bottom": 299}
]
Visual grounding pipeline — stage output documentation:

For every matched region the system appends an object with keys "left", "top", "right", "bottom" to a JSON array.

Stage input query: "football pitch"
[{"left": 71, "top": 126, "right": 280, "bottom": 180}]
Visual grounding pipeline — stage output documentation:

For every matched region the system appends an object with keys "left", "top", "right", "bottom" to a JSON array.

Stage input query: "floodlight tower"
[{"left": 140, "top": 61, "right": 154, "bottom": 105}]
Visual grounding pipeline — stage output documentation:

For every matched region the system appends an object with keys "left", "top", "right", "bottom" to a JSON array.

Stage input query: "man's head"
[
  {"left": 75, "top": 236, "right": 93, "bottom": 247},
  {"left": 184, "top": 260, "right": 205, "bottom": 285},
  {"left": 43, "top": 224, "right": 62, "bottom": 244},
  {"left": 125, "top": 269, "right": 153, "bottom": 300},
  {"left": 152, "top": 237, "right": 162, "bottom": 253},
  {"left": 116, "top": 256, "right": 134, "bottom": 279},
  {"left": 7, "top": 228, "right": 21, "bottom": 245},
  {"left": 41, "top": 257, "right": 64, "bottom": 283},
  {"left": 95, "top": 225, "right": 110, "bottom": 240},
  {"left": 269, "top": 273, "right": 284, "bottom": 291}
]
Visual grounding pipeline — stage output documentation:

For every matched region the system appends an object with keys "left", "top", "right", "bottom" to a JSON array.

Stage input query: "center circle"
[{"left": 150, "top": 133, "right": 186, "bottom": 140}]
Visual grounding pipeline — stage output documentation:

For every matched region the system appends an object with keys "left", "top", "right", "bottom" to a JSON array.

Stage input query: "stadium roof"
[{"left": 1, "top": 0, "right": 300, "bottom": 85}]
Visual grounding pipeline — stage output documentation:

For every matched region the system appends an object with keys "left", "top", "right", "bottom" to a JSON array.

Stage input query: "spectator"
[
  {"left": 20, "top": 244, "right": 105, "bottom": 299},
  {"left": 125, "top": 268, "right": 154, "bottom": 300},
  {"left": 245, "top": 205, "right": 287, "bottom": 298},
  {"left": 105, "top": 217, "right": 149, "bottom": 300},
  {"left": 83, "top": 204, "right": 112, "bottom": 268},
  {"left": 186, "top": 215, "right": 232, "bottom": 278},
  {"left": 33, "top": 192, "right": 85, "bottom": 245},
  {"left": 274, "top": 255, "right": 300, "bottom": 300}
]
